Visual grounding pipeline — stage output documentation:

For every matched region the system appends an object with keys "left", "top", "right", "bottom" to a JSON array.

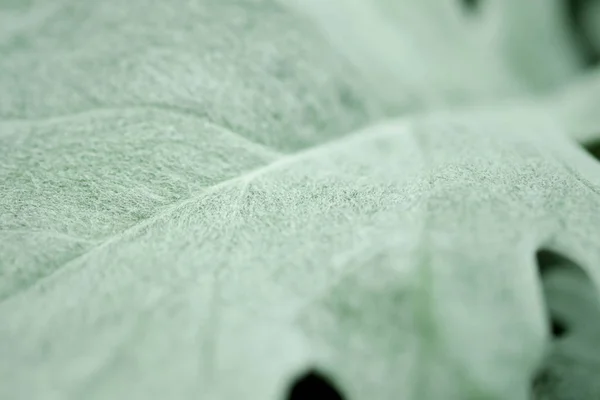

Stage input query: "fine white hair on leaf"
[{"left": 2, "top": 1, "right": 600, "bottom": 400}]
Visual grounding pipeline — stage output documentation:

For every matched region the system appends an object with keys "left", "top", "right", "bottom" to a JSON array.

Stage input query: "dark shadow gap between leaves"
[
  {"left": 550, "top": 316, "right": 569, "bottom": 339},
  {"left": 584, "top": 140, "right": 600, "bottom": 161},
  {"left": 564, "top": 0, "right": 600, "bottom": 67},
  {"left": 536, "top": 249, "right": 582, "bottom": 280},
  {"left": 532, "top": 249, "right": 600, "bottom": 399},
  {"left": 286, "top": 370, "right": 345, "bottom": 400},
  {"left": 460, "top": 0, "right": 482, "bottom": 13},
  {"left": 536, "top": 249, "right": 582, "bottom": 339}
]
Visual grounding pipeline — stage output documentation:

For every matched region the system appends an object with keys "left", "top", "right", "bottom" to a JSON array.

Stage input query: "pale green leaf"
[{"left": 2, "top": 1, "right": 600, "bottom": 400}]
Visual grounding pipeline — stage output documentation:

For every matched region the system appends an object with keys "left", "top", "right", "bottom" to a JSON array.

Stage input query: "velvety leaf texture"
[{"left": 1, "top": 1, "right": 600, "bottom": 400}]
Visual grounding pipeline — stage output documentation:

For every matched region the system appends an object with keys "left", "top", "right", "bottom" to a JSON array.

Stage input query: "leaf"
[
  {"left": 483, "top": 0, "right": 585, "bottom": 92},
  {"left": 2, "top": 1, "right": 600, "bottom": 400},
  {"left": 533, "top": 250, "right": 600, "bottom": 400},
  {"left": 3, "top": 104, "right": 600, "bottom": 399},
  {"left": 548, "top": 68, "right": 600, "bottom": 144}
]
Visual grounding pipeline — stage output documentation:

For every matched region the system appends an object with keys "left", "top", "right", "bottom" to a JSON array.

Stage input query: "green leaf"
[
  {"left": 533, "top": 251, "right": 600, "bottom": 400},
  {"left": 2, "top": 1, "right": 600, "bottom": 400}
]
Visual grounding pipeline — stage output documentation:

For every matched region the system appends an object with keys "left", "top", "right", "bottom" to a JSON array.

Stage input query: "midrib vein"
[
  {"left": 3, "top": 97, "right": 560, "bottom": 304},
  {"left": 1, "top": 117, "right": 411, "bottom": 305}
]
